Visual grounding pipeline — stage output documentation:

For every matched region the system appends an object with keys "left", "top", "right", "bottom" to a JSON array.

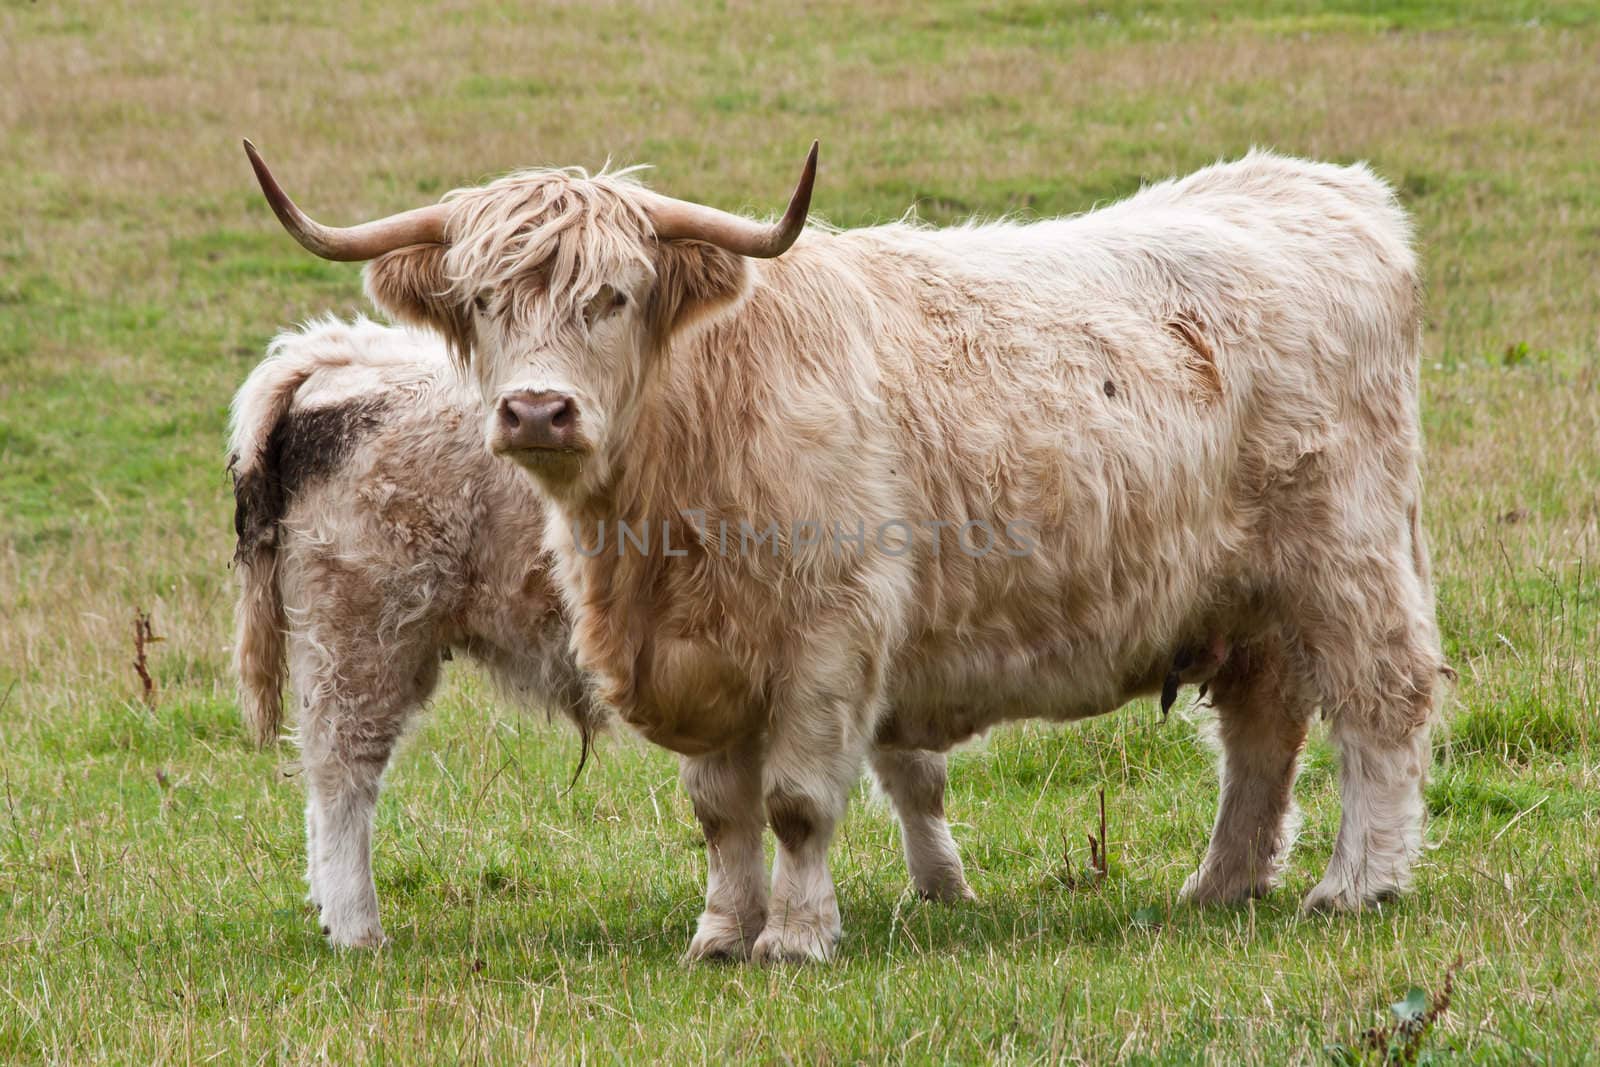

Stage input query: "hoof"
[
  {"left": 326, "top": 926, "right": 387, "bottom": 949},
  {"left": 322, "top": 913, "right": 387, "bottom": 949},
  {"left": 1301, "top": 877, "right": 1400, "bottom": 914},
  {"left": 917, "top": 879, "right": 977, "bottom": 904},
  {"left": 684, "top": 911, "right": 762, "bottom": 964},
  {"left": 1179, "top": 868, "right": 1271, "bottom": 907},
  {"left": 751, "top": 921, "right": 839, "bottom": 965}
]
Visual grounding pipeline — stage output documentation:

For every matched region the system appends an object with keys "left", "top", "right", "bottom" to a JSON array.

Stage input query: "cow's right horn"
[
  {"left": 243, "top": 139, "right": 450, "bottom": 261},
  {"left": 642, "top": 141, "right": 818, "bottom": 259}
]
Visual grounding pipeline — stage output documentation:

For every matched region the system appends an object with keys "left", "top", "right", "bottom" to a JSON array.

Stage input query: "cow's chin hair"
[{"left": 502, "top": 448, "right": 586, "bottom": 494}]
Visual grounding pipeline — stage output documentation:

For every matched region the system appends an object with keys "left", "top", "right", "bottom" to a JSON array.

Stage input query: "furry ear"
[
  {"left": 362, "top": 245, "right": 473, "bottom": 361},
  {"left": 648, "top": 241, "right": 750, "bottom": 341}
]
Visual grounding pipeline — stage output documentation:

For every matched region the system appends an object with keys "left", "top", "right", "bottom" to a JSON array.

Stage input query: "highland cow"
[{"left": 246, "top": 142, "right": 1447, "bottom": 962}]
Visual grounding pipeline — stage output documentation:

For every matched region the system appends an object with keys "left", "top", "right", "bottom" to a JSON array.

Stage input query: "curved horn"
[
  {"left": 644, "top": 140, "right": 817, "bottom": 258},
  {"left": 242, "top": 139, "right": 450, "bottom": 261}
]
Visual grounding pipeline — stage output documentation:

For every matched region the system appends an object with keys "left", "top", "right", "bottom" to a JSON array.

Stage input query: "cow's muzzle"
[{"left": 492, "top": 390, "right": 583, "bottom": 455}]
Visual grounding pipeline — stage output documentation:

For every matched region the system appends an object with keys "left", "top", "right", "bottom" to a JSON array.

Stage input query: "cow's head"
[{"left": 244, "top": 140, "right": 816, "bottom": 503}]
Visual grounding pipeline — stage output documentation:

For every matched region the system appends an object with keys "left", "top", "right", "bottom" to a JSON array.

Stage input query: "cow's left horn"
[
  {"left": 643, "top": 141, "right": 817, "bottom": 258},
  {"left": 243, "top": 139, "right": 450, "bottom": 261}
]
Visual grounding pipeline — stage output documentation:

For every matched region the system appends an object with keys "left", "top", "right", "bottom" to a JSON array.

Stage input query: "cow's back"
[{"left": 810, "top": 154, "right": 1422, "bottom": 741}]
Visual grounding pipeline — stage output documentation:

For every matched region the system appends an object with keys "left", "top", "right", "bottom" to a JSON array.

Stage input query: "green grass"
[{"left": 3, "top": 0, "right": 1598, "bottom": 1061}]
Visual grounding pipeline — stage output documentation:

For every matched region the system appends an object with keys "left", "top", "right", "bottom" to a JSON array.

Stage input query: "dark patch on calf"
[
  {"left": 231, "top": 454, "right": 280, "bottom": 563},
  {"left": 1167, "top": 314, "right": 1213, "bottom": 362},
  {"left": 1103, "top": 380, "right": 1116, "bottom": 398},
  {"left": 766, "top": 792, "right": 814, "bottom": 853},
  {"left": 232, "top": 399, "right": 389, "bottom": 563}
]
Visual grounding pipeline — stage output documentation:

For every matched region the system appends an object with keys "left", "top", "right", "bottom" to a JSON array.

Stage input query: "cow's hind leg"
[
  {"left": 294, "top": 630, "right": 437, "bottom": 948},
  {"left": 869, "top": 748, "right": 974, "bottom": 903},
  {"left": 1180, "top": 635, "right": 1312, "bottom": 905},
  {"left": 1304, "top": 712, "right": 1434, "bottom": 912},
  {"left": 681, "top": 736, "right": 768, "bottom": 962},
  {"left": 1296, "top": 542, "right": 1444, "bottom": 912}
]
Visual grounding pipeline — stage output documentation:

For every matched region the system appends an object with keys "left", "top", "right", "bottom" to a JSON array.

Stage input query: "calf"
[{"left": 230, "top": 316, "right": 602, "bottom": 946}]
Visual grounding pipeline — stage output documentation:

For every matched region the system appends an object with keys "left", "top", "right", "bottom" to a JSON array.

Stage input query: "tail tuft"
[{"left": 228, "top": 332, "right": 321, "bottom": 748}]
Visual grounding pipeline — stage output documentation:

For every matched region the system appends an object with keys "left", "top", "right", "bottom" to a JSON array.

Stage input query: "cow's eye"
[
  {"left": 586, "top": 285, "right": 626, "bottom": 325},
  {"left": 473, "top": 293, "right": 490, "bottom": 313}
]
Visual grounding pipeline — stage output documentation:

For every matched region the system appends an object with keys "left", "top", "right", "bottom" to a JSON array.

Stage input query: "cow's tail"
[{"left": 228, "top": 325, "right": 350, "bottom": 747}]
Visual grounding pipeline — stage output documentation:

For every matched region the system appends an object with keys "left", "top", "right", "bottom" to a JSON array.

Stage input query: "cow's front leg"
[
  {"left": 680, "top": 737, "right": 768, "bottom": 962},
  {"left": 870, "top": 747, "right": 974, "bottom": 903},
  {"left": 1290, "top": 548, "right": 1444, "bottom": 913},
  {"left": 752, "top": 682, "right": 875, "bottom": 965}
]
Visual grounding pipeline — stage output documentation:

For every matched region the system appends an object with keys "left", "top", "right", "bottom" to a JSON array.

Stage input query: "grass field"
[{"left": 3, "top": 1, "right": 1599, "bottom": 1061}]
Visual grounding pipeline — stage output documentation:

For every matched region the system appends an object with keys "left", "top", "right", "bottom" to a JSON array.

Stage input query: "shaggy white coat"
[{"left": 357, "top": 151, "right": 1448, "bottom": 962}]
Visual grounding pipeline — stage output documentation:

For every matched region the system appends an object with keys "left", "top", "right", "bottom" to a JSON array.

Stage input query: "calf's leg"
[
  {"left": 294, "top": 631, "right": 437, "bottom": 947},
  {"left": 304, "top": 798, "right": 322, "bottom": 910},
  {"left": 681, "top": 736, "right": 768, "bottom": 961},
  {"left": 869, "top": 747, "right": 974, "bottom": 903}
]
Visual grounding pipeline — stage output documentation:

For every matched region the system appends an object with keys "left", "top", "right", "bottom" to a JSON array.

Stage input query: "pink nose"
[{"left": 495, "top": 390, "right": 580, "bottom": 452}]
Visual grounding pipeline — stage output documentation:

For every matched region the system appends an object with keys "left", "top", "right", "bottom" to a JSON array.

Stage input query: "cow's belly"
[{"left": 878, "top": 640, "right": 1152, "bottom": 751}]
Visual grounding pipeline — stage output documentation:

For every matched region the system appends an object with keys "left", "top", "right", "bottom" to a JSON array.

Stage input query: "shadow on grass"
[{"left": 368, "top": 877, "right": 1382, "bottom": 969}]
